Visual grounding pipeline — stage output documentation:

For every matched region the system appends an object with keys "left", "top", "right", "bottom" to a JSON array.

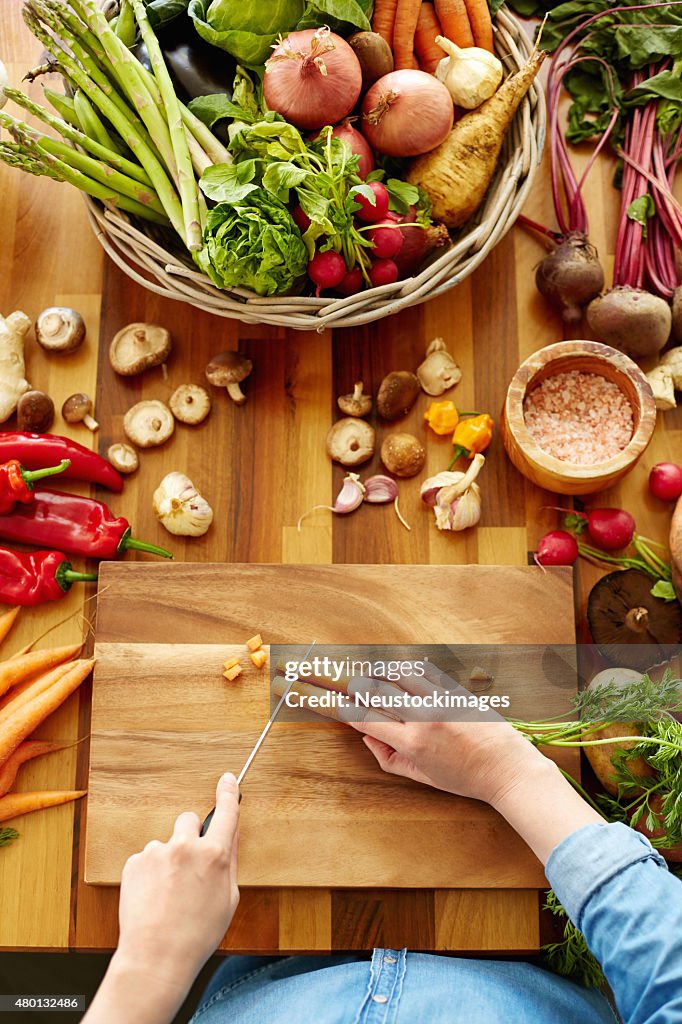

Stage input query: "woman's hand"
[
  {"left": 84, "top": 773, "right": 240, "bottom": 1024},
  {"left": 117, "top": 772, "right": 240, "bottom": 985},
  {"left": 341, "top": 665, "right": 546, "bottom": 807}
]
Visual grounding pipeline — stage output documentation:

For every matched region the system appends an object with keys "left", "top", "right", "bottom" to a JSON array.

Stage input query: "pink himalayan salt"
[{"left": 523, "top": 370, "right": 634, "bottom": 465}]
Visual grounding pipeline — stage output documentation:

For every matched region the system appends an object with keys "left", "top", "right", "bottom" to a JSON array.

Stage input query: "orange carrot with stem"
[
  {"left": 434, "top": 0, "right": 474, "bottom": 47},
  {"left": 0, "top": 740, "right": 69, "bottom": 797},
  {"left": 393, "top": 0, "right": 423, "bottom": 70},
  {"left": 372, "top": 0, "right": 400, "bottom": 48},
  {"left": 464, "top": 0, "right": 494, "bottom": 51},
  {"left": 0, "top": 608, "right": 20, "bottom": 648},
  {"left": 415, "top": 2, "right": 446, "bottom": 73},
  {"left": 0, "top": 663, "right": 74, "bottom": 727},
  {"left": 0, "top": 790, "right": 86, "bottom": 823},
  {"left": 0, "top": 658, "right": 94, "bottom": 764},
  {"left": 0, "top": 644, "right": 81, "bottom": 698}
]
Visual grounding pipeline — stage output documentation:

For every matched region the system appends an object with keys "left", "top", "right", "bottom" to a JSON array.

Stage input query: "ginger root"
[{"left": 0, "top": 311, "right": 31, "bottom": 423}]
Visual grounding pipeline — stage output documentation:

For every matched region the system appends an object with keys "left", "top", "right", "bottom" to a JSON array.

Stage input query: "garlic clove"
[
  {"left": 335, "top": 472, "right": 366, "bottom": 513},
  {"left": 448, "top": 482, "right": 482, "bottom": 531},
  {"left": 363, "top": 474, "right": 399, "bottom": 504}
]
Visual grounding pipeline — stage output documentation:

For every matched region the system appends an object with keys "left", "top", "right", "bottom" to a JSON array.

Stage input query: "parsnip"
[
  {"left": 407, "top": 49, "right": 546, "bottom": 227},
  {"left": 0, "top": 311, "right": 31, "bottom": 423}
]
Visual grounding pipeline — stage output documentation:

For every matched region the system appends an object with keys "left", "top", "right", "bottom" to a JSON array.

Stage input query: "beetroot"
[
  {"left": 535, "top": 233, "right": 604, "bottom": 324},
  {"left": 586, "top": 286, "right": 672, "bottom": 360}
]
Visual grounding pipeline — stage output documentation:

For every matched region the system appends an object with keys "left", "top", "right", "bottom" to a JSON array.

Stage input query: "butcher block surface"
[{"left": 86, "top": 562, "right": 577, "bottom": 888}]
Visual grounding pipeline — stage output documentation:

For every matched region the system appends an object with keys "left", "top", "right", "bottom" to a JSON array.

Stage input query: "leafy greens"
[{"left": 188, "top": 0, "right": 371, "bottom": 66}]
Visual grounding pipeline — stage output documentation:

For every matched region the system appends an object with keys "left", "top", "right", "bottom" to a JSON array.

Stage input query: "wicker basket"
[{"left": 84, "top": 7, "right": 545, "bottom": 331}]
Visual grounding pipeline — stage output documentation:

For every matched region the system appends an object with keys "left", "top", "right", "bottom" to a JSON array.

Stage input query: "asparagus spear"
[
  {"left": 1, "top": 130, "right": 167, "bottom": 224},
  {"left": 42, "top": 87, "right": 81, "bottom": 128},
  {"left": 0, "top": 112, "right": 164, "bottom": 214},
  {"left": 22, "top": 4, "right": 184, "bottom": 238},
  {"left": 132, "top": 0, "right": 201, "bottom": 250},
  {"left": 5, "top": 87, "right": 152, "bottom": 186}
]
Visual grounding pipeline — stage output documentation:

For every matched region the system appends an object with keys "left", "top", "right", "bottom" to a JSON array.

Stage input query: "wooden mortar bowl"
[{"left": 501, "top": 340, "right": 656, "bottom": 496}]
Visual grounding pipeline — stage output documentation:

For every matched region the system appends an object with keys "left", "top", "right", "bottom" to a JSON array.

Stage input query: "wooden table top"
[{"left": 1, "top": 0, "right": 680, "bottom": 954}]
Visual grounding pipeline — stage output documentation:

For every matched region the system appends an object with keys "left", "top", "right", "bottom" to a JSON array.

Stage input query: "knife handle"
[{"left": 200, "top": 790, "right": 242, "bottom": 836}]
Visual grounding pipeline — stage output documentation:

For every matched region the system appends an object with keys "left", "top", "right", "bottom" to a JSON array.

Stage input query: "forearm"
[
  {"left": 547, "top": 823, "right": 682, "bottom": 1024},
  {"left": 492, "top": 756, "right": 604, "bottom": 865},
  {"left": 83, "top": 951, "right": 193, "bottom": 1024}
]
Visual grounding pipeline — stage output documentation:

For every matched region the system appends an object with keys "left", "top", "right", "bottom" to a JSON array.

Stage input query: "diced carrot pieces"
[
  {"left": 250, "top": 649, "right": 267, "bottom": 669},
  {"left": 223, "top": 665, "right": 243, "bottom": 682},
  {"left": 246, "top": 634, "right": 263, "bottom": 652},
  {"left": 223, "top": 656, "right": 241, "bottom": 671}
]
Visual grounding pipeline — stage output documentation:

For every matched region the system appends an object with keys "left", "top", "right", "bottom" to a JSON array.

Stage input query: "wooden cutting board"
[{"left": 86, "top": 562, "right": 578, "bottom": 887}]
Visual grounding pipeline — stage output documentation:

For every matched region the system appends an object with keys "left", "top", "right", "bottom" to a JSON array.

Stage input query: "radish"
[
  {"left": 369, "top": 258, "right": 399, "bottom": 287},
  {"left": 354, "top": 181, "right": 389, "bottom": 223},
  {"left": 368, "top": 222, "right": 404, "bottom": 259},
  {"left": 649, "top": 463, "right": 682, "bottom": 503},
  {"left": 292, "top": 205, "right": 311, "bottom": 232},
  {"left": 586, "top": 508, "right": 635, "bottom": 551},
  {"left": 331, "top": 120, "right": 374, "bottom": 179},
  {"left": 336, "top": 266, "right": 364, "bottom": 296},
  {"left": 308, "top": 250, "right": 346, "bottom": 295},
  {"left": 534, "top": 530, "right": 579, "bottom": 566},
  {"left": 565, "top": 508, "right": 635, "bottom": 550},
  {"left": 386, "top": 207, "right": 450, "bottom": 276}
]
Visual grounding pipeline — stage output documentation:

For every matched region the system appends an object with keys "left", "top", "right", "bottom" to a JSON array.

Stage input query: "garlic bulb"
[
  {"left": 153, "top": 472, "right": 213, "bottom": 537},
  {"left": 434, "top": 36, "right": 503, "bottom": 110},
  {"left": 421, "top": 454, "right": 484, "bottom": 532}
]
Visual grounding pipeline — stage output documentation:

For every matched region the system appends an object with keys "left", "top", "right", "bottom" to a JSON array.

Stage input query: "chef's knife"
[{"left": 200, "top": 640, "right": 316, "bottom": 836}]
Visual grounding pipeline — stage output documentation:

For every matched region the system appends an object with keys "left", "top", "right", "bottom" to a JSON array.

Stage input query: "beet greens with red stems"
[{"left": 513, "top": 1, "right": 682, "bottom": 347}]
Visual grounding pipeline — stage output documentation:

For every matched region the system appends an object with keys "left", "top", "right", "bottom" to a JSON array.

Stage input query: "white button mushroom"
[
  {"left": 153, "top": 472, "right": 213, "bottom": 537},
  {"left": 123, "top": 400, "right": 175, "bottom": 448},
  {"left": 35, "top": 307, "right": 86, "bottom": 354}
]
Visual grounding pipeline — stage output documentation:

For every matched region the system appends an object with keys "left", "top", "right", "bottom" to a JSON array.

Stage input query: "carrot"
[
  {"left": 0, "top": 608, "right": 20, "bottom": 648},
  {"left": 407, "top": 48, "right": 545, "bottom": 227},
  {"left": 0, "top": 644, "right": 82, "bottom": 698},
  {"left": 0, "top": 740, "right": 68, "bottom": 797},
  {"left": 0, "top": 663, "right": 74, "bottom": 727},
  {"left": 0, "top": 658, "right": 94, "bottom": 765},
  {"left": 0, "top": 789, "right": 86, "bottom": 823},
  {"left": 464, "top": 0, "right": 494, "bottom": 51},
  {"left": 372, "top": 0, "right": 400, "bottom": 48},
  {"left": 393, "top": 0, "right": 422, "bottom": 70},
  {"left": 434, "top": 0, "right": 474, "bottom": 47},
  {"left": 415, "top": 3, "right": 446, "bottom": 73}
]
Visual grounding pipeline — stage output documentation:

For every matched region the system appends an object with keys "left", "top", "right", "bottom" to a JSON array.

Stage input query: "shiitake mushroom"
[{"left": 587, "top": 568, "right": 682, "bottom": 671}]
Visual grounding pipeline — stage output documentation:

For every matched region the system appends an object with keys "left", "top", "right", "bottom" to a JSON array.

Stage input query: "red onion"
[
  {"left": 331, "top": 120, "right": 374, "bottom": 178},
  {"left": 264, "top": 28, "right": 362, "bottom": 131},
  {"left": 362, "top": 70, "right": 454, "bottom": 157}
]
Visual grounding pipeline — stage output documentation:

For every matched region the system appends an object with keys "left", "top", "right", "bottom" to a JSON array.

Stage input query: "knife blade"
[{"left": 200, "top": 640, "right": 316, "bottom": 836}]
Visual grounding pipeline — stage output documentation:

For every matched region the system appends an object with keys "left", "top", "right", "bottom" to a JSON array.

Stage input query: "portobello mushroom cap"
[{"left": 587, "top": 568, "right": 682, "bottom": 670}]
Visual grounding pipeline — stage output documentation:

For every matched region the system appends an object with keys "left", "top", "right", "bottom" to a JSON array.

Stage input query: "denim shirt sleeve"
[{"left": 546, "top": 822, "right": 682, "bottom": 1024}]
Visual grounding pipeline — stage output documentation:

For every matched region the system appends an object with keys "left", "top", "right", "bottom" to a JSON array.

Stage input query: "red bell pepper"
[
  {"left": 0, "top": 433, "right": 123, "bottom": 492},
  {"left": 0, "top": 490, "right": 173, "bottom": 560},
  {"left": 0, "top": 546, "right": 97, "bottom": 606},
  {"left": 0, "top": 459, "right": 70, "bottom": 514}
]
